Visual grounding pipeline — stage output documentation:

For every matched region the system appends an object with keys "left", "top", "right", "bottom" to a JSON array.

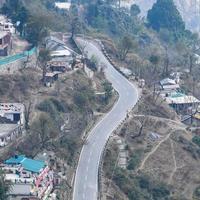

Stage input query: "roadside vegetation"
[{"left": 1, "top": 0, "right": 200, "bottom": 199}]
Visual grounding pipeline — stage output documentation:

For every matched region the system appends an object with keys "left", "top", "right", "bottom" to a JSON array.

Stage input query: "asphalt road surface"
[{"left": 73, "top": 38, "right": 139, "bottom": 200}]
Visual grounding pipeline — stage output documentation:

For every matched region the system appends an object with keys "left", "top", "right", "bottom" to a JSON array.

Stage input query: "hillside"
[
  {"left": 122, "top": 0, "right": 200, "bottom": 32},
  {"left": 102, "top": 92, "right": 200, "bottom": 200}
]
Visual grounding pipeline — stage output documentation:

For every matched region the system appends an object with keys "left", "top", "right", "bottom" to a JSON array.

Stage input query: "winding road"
[{"left": 73, "top": 38, "right": 139, "bottom": 200}]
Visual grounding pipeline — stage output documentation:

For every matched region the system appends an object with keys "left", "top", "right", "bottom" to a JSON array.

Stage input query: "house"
[
  {"left": 48, "top": 61, "right": 71, "bottom": 72},
  {"left": 3, "top": 21, "right": 15, "bottom": 33},
  {"left": 72, "top": 58, "right": 84, "bottom": 70},
  {"left": 0, "top": 103, "right": 25, "bottom": 125},
  {"left": 55, "top": 2, "right": 71, "bottom": 10},
  {"left": 0, "top": 103, "right": 24, "bottom": 147},
  {"left": 165, "top": 92, "right": 200, "bottom": 113},
  {"left": 45, "top": 36, "right": 78, "bottom": 64},
  {"left": 0, "top": 32, "right": 11, "bottom": 56},
  {"left": 2, "top": 155, "right": 54, "bottom": 200},
  {"left": 159, "top": 78, "right": 180, "bottom": 97},
  {"left": 44, "top": 72, "right": 60, "bottom": 87}
]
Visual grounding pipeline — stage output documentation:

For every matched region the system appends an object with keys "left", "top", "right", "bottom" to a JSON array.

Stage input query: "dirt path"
[
  {"left": 138, "top": 129, "right": 174, "bottom": 171},
  {"left": 168, "top": 139, "right": 177, "bottom": 184}
]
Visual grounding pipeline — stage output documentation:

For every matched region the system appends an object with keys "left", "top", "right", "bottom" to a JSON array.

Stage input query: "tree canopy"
[{"left": 147, "top": 0, "right": 185, "bottom": 34}]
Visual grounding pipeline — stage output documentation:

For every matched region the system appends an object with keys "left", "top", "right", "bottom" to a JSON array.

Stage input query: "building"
[
  {"left": 0, "top": 103, "right": 24, "bottom": 147},
  {"left": 3, "top": 22, "right": 15, "bottom": 33},
  {"left": 55, "top": 2, "right": 71, "bottom": 10},
  {"left": 165, "top": 92, "right": 200, "bottom": 113},
  {"left": 159, "top": 77, "right": 180, "bottom": 97},
  {"left": 0, "top": 15, "right": 15, "bottom": 33},
  {"left": 0, "top": 124, "right": 21, "bottom": 147},
  {"left": 45, "top": 36, "right": 78, "bottom": 63},
  {"left": 0, "top": 32, "right": 11, "bottom": 56},
  {"left": 2, "top": 155, "right": 54, "bottom": 200},
  {"left": 48, "top": 61, "right": 71, "bottom": 73},
  {"left": 44, "top": 72, "right": 60, "bottom": 87},
  {"left": 0, "top": 103, "right": 25, "bottom": 125}
]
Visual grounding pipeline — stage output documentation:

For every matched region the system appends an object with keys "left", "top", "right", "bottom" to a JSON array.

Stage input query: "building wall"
[{"left": 0, "top": 126, "right": 21, "bottom": 147}]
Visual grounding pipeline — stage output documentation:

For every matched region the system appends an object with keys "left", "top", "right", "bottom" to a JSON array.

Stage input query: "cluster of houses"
[
  {"left": 0, "top": 103, "right": 24, "bottom": 147},
  {"left": 0, "top": 15, "right": 15, "bottom": 56},
  {"left": 1, "top": 155, "right": 55, "bottom": 200},
  {"left": 43, "top": 35, "right": 84, "bottom": 86},
  {"left": 157, "top": 73, "right": 200, "bottom": 125}
]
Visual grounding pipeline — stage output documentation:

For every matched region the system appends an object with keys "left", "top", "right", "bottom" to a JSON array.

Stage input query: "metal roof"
[{"left": 5, "top": 155, "right": 46, "bottom": 173}]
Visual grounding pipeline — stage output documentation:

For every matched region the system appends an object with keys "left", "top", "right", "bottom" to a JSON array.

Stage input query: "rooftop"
[
  {"left": 5, "top": 155, "right": 46, "bottom": 173},
  {"left": 51, "top": 49, "right": 71, "bottom": 57},
  {"left": 45, "top": 72, "right": 61, "bottom": 77},
  {"left": 166, "top": 95, "right": 200, "bottom": 105},
  {"left": 9, "top": 183, "right": 32, "bottom": 195},
  {"left": 0, "top": 103, "right": 24, "bottom": 114},
  {"left": 160, "top": 78, "right": 176, "bottom": 86},
  {"left": 55, "top": 2, "right": 71, "bottom": 10}
]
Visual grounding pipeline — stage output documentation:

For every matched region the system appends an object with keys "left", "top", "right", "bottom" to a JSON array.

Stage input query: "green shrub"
[
  {"left": 127, "top": 149, "right": 143, "bottom": 170},
  {"left": 192, "top": 136, "right": 200, "bottom": 147}
]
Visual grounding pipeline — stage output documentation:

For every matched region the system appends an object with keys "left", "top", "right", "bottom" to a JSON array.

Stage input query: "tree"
[
  {"left": 31, "top": 113, "right": 54, "bottom": 148},
  {"left": 149, "top": 54, "right": 160, "bottom": 73},
  {"left": 25, "top": 12, "right": 51, "bottom": 46},
  {"left": 0, "top": 170, "right": 11, "bottom": 200},
  {"left": 69, "top": 4, "right": 81, "bottom": 39},
  {"left": 24, "top": 101, "right": 33, "bottom": 130},
  {"left": 38, "top": 48, "right": 51, "bottom": 82},
  {"left": 147, "top": 0, "right": 185, "bottom": 35},
  {"left": 118, "top": 35, "right": 136, "bottom": 60},
  {"left": 130, "top": 4, "right": 141, "bottom": 17},
  {"left": 103, "top": 81, "right": 113, "bottom": 103}
]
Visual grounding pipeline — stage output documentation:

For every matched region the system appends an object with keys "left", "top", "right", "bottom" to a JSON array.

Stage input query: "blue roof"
[
  {"left": 5, "top": 155, "right": 46, "bottom": 173},
  {"left": 21, "top": 158, "right": 46, "bottom": 173},
  {"left": 170, "top": 92, "right": 185, "bottom": 98},
  {"left": 5, "top": 155, "right": 26, "bottom": 165}
]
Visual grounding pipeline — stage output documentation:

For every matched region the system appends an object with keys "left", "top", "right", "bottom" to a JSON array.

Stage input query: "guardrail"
[{"left": 0, "top": 47, "right": 36, "bottom": 66}]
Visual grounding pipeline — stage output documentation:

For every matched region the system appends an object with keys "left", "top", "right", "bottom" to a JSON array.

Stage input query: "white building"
[
  {"left": 0, "top": 103, "right": 25, "bottom": 125},
  {"left": 55, "top": 2, "right": 71, "bottom": 10}
]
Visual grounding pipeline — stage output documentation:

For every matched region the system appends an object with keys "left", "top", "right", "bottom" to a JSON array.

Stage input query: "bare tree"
[
  {"left": 118, "top": 35, "right": 136, "bottom": 61},
  {"left": 24, "top": 101, "right": 33, "bottom": 130},
  {"left": 38, "top": 48, "right": 51, "bottom": 82}
]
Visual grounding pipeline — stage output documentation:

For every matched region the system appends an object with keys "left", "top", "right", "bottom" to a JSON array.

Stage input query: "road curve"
[{"left": 73, "top": 38, "right": 139, "bottom": 200}]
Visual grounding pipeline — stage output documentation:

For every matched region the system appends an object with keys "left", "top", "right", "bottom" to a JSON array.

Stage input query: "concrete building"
[
  {"left": 0, "top": 103, "right": 25, "bottom": 125},
  {"left": 165, "top": 92, "right": 200, "bottom": 113},
  {"left": 0, "top": 103, "right": 24, "bottom": 147},
  {"left": 2, "top": 155, "right": 54, "bottom": 200},
  {"left": 0, "top": 32, "right": 11, "bottom": 56},
  {"left": 48, "top": 60, "right": 71, "bottom": 72}
]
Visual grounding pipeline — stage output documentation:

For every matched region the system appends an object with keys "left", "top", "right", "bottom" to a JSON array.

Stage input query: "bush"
[
  {"left": 49, "top": 98, "right": 68, "bottom": 113},
  {"left": 37, "top": 99, "right": 61, "bottom": 126},
  {"left": 192, "top": 136, "right": 200, "bottom": 147},
  {"left": 73, "top": 93, "right": 87, "bottom": 109},
  {"left": 127, "top": 149, "right": 143, "bottom": 170},
  {"left": 152, "top": 185, "right": 170, "bottom": 200},
  {"left": 194, "top": 186, "right": 200, "bottom": 198}
]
